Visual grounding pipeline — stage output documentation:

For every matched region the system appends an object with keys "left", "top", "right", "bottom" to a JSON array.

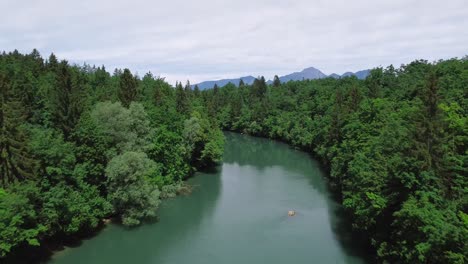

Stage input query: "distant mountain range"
[
  {"left": 340, "top": 69, "right": 371, "bottom": 80},
  {"left": 193, "top": 76, "right": 256, "bottom": 90},
  {"left": 193, "top": 67, "right": 370, "bottom": 90}
]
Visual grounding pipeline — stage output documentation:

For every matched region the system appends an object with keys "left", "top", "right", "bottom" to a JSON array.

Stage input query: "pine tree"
[
  {"left": 239, "top": 79, "right": 245, "bottom": 87},
  {"left": 0, "top": 73, "right": 36, "bottom": 186},
  {"left": 413, "top": 70, "right": 445, "bottom": 175},
  {"left": 193, "top": 85, "right": 200, "bottom": 97},
  {"left": 51, "top": 61, "right": 85, "bottom": 137},
  {"left": 347, "top": 86, "right": 361, "bottom": 112},
  {"left": 175, "top": 81, "right": 190, "bottom": 115},
  {"left": 153, "top": 82, "right": 164, "bottom": 106},
  {"left": 184, "top": 80, "right": 192, "bottom": 100},
  {"left": 28, "top": 49, "right": 44, "bottom": 77},
  {"left": 252, "top": 76, "right": 267, "bottom": 98},
  {"left": 212, "top": 84, "right": 220, "bottom": 112},
  {"left": 273, "top": 75, "right": 281, "bottom": 87},
  {"left": 46, "top": 53, "right": 59, "bottom": 72},
  {"left": 118, "top": 68, "right": 138, "bottom": 107},
  {"left": 184, "top": 80, "right": 191, "bottom": 92}
]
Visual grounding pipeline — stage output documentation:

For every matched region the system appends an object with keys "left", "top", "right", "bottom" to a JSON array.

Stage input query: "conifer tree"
[
  {"left": 153, "top": 82, "right": 164, "bottom": 106},
  {"left": 46, "top": 53, "right": 58, "bottom": 72},
  {"left": 175, "top": 81, "right": 190, "bottom": 115},
  {"left": 51, "top": 61, "right": 84, "bottom": 137},
  {"left": 118, "top": 68, "right": 138, "bottom": 107},
  {"left": 212, "top": 84, "right": 220, "bottom": 111},
  {"left": 273, "top": 75, "right": 281, "bottom": 87},
  {"left": 193, "top": 85, "right": 200, "bottom": 97},
  {"left": 184, "top": 80, "right": 192, "bottom": 100},
  {"left": 252, "top": 76, "right": 267, "bottom": 98},
  {"left": 0, "top": 73, "right": 36, "bottom": 186}
]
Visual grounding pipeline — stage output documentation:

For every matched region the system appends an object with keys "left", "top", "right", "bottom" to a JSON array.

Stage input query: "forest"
[
  {"left": 204, "top": 58, "right": 467, "bottom": 263},
  {"left": 0, "top": 50, "right": 224, "bottom": 261},
  {"left": 0, "top": 50, "right": 467, "bottom": 263}
]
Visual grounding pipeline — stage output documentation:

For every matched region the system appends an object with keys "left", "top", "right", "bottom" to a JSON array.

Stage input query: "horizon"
[
  {"left": 4, "top": 49, "right": 465, "bottom": 86},
  {"left": 2, "top": 0, "right": 467, "bottom": 84}
]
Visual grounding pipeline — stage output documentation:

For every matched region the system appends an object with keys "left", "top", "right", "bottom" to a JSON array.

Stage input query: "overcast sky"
[{"left": 2, "top": 0, "right": 467, "bottom": 84}]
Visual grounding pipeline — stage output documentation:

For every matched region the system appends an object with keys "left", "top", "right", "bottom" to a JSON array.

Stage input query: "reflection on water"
[{"left": 224, "top": 132, "right": 327, "bottom": 194}]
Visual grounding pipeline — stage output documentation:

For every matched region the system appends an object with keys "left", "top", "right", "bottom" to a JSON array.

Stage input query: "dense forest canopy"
[
  {"left": 0, "top": 49, "right": 466, "bottom": 264},
  {"left": 204, "top": 57, "right": 467, "bottom": 263},
  {"left": 0, "top": 50, "right": 224, "bottom": 260}
]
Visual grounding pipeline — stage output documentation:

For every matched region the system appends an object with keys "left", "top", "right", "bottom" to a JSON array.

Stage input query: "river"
[{"left": 49, "top": 133, "right": 369, "bottom": 264}]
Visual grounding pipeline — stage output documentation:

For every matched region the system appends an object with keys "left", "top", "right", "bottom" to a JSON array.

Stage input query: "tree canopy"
[
  {"left": 0, "top": 50, "right": 224, "bottom": 260},
  {"left": 202, "top": 59, "right": 467, "bottom": 263}
]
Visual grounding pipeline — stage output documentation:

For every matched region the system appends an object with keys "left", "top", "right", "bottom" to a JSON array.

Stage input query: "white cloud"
[{"left": 1, "top": 0, "right": 467, "bottom": 84}]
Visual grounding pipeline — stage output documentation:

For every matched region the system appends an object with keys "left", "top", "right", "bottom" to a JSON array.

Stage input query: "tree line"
[
  {"left": 202, "top": 58, "right": 467, "bottom": 263},
  {"left": 0, "top": 50, "right": 224, "bottom": 261}
]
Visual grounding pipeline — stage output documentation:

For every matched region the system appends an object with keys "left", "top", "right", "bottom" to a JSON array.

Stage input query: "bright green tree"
[{"left": 106, "top": 151, "right": 161, "bottom": 226}]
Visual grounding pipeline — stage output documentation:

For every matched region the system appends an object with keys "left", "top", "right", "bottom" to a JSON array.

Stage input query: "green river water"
[{"left": 49, "top": 133, "right": 369, "bottom": 264}]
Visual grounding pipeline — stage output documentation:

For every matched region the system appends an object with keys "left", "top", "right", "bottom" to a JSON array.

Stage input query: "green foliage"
[
  {"left": 273, "top": 75, "right": 281, "bottom": 87},
  {"left": 89, "top": 101, "right": 151, "bottom": 156},
  {"left": 2, "top": 49, "right": 465, "bottom": 263},
  {"left": 147, "top": 126, "right": 189, "bottom": 183},
  {"left": 28, "top": 126, "right": 76, "bottom": 182},
  {"left": 0, "top": 73, "right": 36, "bottom": 185},
  {"left": 205, "top": 58, "right": 468, "bottom": 263},
  {"left": 118, "top": 68, "right": 138, "bottom": 107},
  {"left": 0, "top": 183, "right": 45, "bottom": 257},
  {"left": 41, "top": 181, "right": 112, "bottom": 236},
  {"left": 106, "top": 152, "right": 161, "bottom": 226},
  {"left": 175, "top": 81, "right": 191, "bottom": 116},
  {"left": 0, "top": 50, "right": 224, "bottom": 259},
  {"left": 49, "top": 61, "right": 86, "bottom": 137},
  {"left": 183, "top": 112, "right": 225, "bottom": 169}
]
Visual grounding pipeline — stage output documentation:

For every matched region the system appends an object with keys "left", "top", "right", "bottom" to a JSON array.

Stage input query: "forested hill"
[
  {"left": 0, "top": 50, "right": 224, "bottom": 261},
  {"left": 202, "top": 58, "right": 467, "bottom": 263}
]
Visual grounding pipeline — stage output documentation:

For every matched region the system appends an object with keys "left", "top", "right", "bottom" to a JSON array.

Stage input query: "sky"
[{"left": 1, "top": 0, "right": 467, "bottom": 84}]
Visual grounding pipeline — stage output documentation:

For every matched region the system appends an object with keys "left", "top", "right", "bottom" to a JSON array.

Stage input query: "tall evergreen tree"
[
  {"left": 118, "top": 68, "right": 138, "bottom": 107},
  {"left": 184, "top": 80, "right": 192, "bottom": 100},
  {"left": 175, "top": 81, "right": 190, "bottom": 115},
  {"left": 46, "top": 53, "right": 58, "bottom": 72},
  {"left": 193, "top": 85, "right": 200, "bottom": 97},
  {"left": 273, "top": 75, "right": 281, "bottom": 87},
  {"left": 252, "top": 76, "right": 267, "bottom": 98},
  {"left": 413, "top": 70, "right": 445, "bottom": 175},
  {"left": 51, "top": 61, "right": 85, "bottom": 137},
  {"left": 0, "top": 73, "right": 36, "bottom": 186}
]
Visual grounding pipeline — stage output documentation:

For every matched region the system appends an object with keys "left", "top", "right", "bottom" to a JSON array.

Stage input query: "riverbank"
[
  {"left": 48, "top": 133, "right": 371, "bottom": 264},
  {"left": 2, "top": 182, "right": 195, "bottom": 264}
]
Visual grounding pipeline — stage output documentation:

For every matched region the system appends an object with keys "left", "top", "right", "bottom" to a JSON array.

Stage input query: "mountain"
[
  {"left": 277, "top": 66, "right": 327, "bottom": 82},
  {"left": 354, "top": 69, "right": 371, "bottom": 79},
  {"left": 331, "top": 69, "right": 370, "bottom": 79},
  {"left": 193, "top": 67, "right": 370, "bottom": 89},
  {"left": 341, "top": 72, "right": 355, "bottom": 78},
  {"left": 194, "top": 76, "right": 255, "bottom": 90}
]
